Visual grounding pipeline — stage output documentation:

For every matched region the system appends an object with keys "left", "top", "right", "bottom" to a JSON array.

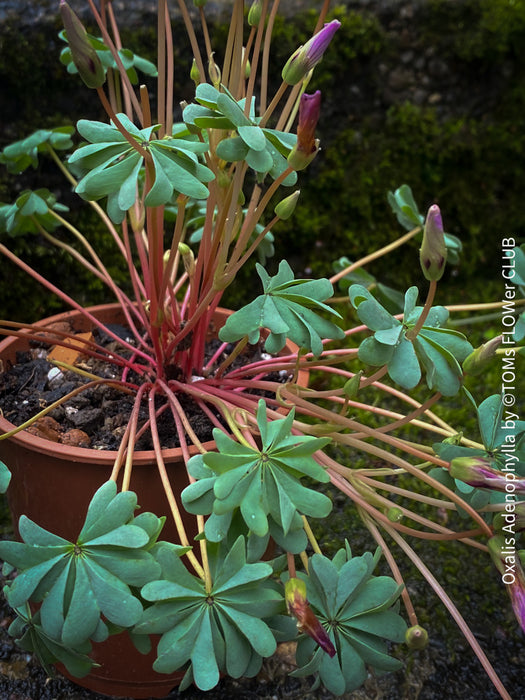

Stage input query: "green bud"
[
  {"left": 419, "top": 204, "right": 447, "bottom": 281},
  {"left": 274, "top": 191, "right": 300, "bottom": 220},
  {"left": 60, "top": 1, "right": 105, "bottom": 89},
  {"left": 462, "top": 335, "right": 502, "bottom": 376},
  {"left": 178, "top": 242, "right": 195, "bottom": 277},
  {"left": 242, "top": 48, "right": 251, "bottom": 79},
  {"left": 190, "top": 58, "right": 201, "bottom": 86},
  {"left": 208, "top": 53, "right": 221, "bottom": 89},
  {"left": 386, "top": 506, "right": 403, "bottom": 523},
  {"left": 442, "top": 432, "right": 463, "bottom": 445},
  {"left": 193, "top": 0, "right": 207, "bottom": 7},
  {"left": 405, "top": 625, "right": 429, "bottom": 650},
  {"left": 343, "top": 371, "right": 363, "bottom": 399},
  {"left": 248, "top": 0, "right": 262, "bottom": 27}
]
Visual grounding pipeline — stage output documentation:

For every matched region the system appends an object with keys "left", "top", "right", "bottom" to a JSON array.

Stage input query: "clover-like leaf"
[
  {"left": 219, "top": 260, "right": 344, "bottom": 355},
  {"left": 183, "top": 86, "right": 297, "bottom": 182},
  {"left": 59, "top": 29, "right": 157, "bottom": 84},
  {"left": 290, "top": 546, "right": 406, "bottom": 695},
  {"left": 0, "top": 126, "right": 75, "bottom": 174},
  {"left": 0, "top": 189, "right": 69, "bottom": 237},
  {"left": 7, "top": 605, "right": 94, "bottom": 678},
  {"left": 182, "top": 400, "right": 331, "bottom": 542},
  {"left": 431, "top": 393, "right": 525, "bottom": 521},
  {"left": 0, "top": 481, "right": 176, "bottom": 665},
  {"left": 136, "top": 537, "right": 281, "bottom": 691},
  {"left": 387, "top": 184, "right": 424, "bottom": 231},
  {"left": 350, "top": 284, "right": 473, "bottom": 395},
  {"left": 387, "top": 185, "right": 462, "bottom": 263},
  {"left": 69, "top": 115, "right": 214, "bottom": 221}
]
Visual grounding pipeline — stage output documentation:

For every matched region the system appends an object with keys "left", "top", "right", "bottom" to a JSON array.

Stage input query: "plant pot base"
[{"left": 57, "top": 632, "right": 183, "bottom": 699}]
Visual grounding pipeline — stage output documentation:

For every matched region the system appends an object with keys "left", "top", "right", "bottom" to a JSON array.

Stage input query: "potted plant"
[{"left": 0, "top": 1, "right": 524, "bottom": 698}]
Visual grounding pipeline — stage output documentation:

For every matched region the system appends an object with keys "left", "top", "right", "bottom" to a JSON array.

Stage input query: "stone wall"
[{"left": 1, "top": 0, "right": 524, "bottom": 317}]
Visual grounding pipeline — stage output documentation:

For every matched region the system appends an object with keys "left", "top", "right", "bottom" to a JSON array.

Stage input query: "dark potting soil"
[{"left": 0, "top": 322, "right": 285, "bottom": 451}]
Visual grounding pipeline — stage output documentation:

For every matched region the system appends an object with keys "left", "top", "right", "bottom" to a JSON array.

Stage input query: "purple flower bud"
[
  {"left": 419, "top": 204, "right": 447, "bottom": 281},
  {"left": 450, "top": 456, "right": 525, "bottom": 494},
  {"left": 287, "top": 91, "right": 321, "bottom": 171},
  {"left": 282, "top": 20, "right": 341, "bottom": 85},
  {"left": 462, "top": 335, "right": 502, "bottom": 376},
  {"left": 60, "top": 1, "right": 105, "bottom": 89},
  {"left": 285, "top": 578, "right": 336, "bottom": 657}
]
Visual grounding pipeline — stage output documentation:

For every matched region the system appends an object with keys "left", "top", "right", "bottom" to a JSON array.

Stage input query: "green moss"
[
  {"left": 422, "top": 0, "right": 525, "bottom": 63},
  {"left": 2, "top": 2, "right": 524, "bottom": 317}
]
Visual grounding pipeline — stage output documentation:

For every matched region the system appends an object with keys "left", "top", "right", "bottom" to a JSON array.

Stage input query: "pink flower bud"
[
  {"left": 285, "top": 578, "right": 336, "bottom": 657},
  {"left": 450, "top": 457, "right": 525, "bottom": 494},
  {"left": 287, "top": 91, "right": 321, "bottom": 171},
  {"left": 282, "top": 20, "right": 341, "bottom": 85},
  {"left": 462, "top": 335, "right": 502, "bottom": 376},
  {"left": 420, "top": 204, "right": 447, "bottom": 281}
]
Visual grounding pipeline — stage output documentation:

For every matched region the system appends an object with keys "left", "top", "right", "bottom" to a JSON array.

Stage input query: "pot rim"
[{"left": 0, "top": 303, "right": 308, "bottom": 464}]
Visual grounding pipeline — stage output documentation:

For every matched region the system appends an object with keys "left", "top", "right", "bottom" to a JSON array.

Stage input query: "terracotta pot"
[{"left": 0, "top": 303, "right": 308, "bottom": 698}]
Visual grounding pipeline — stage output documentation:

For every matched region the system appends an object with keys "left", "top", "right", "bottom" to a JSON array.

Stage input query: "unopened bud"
[
  {"left": 462, "top": 335, "right": 502, "bottom": 376},
  {"left": 274, "top": 191, "right": 300, "bottom": 220},
  {"left": 248, "top": 0, "right": 262, "bottom": 27},
  {"left": 178, "top": 242, "right": 195, "bottom": 277},
  {"left": 282, "top": 20, "right": 341, "bottom": 86},
  {"left": 288, "top": 91, "right": 321, "bottom": 171},
  {"left": 419, "top": 204, "right": 447, "bottom": 281},
  {"left": 190, "top": 58, "right": 201, "bottom": 86},
  {"left": 193, "top": 0, "right": 207, "bottom": 7},
  {"left": 60, "top": 1, "right": 105, "bottom": 89},
  {"left": 386, "top": 507, "right": 403, "bottom": 523},
  {"left": 208, "top": 53, "right": 221, "bottom": 88},
  {"left": 285, "top": 578, "right": 336, "bottom": 657},
  {"left": 405, "top": 625, "right": 428, "bottom": 650},
  {"left": 242, "top": 48, "right": 251, "bottom": 79},
  {"left": 343, "top": 371, "right": 363, "bottom": 399},
  {"left": 450, "top": 456, "right": 525, "bottom": 494}
]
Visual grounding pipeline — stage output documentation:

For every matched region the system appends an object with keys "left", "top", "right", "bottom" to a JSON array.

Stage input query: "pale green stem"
[
  {"left": 157, "top": 0, "right": 167, "bottom": 135},
  {"left": 244, "top": 0, "right": 269, "bottom": 116},
  {"left": 384, "top": 525, "right": 512, "bottom": 700},
  {"left": 176, "top": 0, "right": 206, "bottom": 81},
  {"left": 106, "top": 1, "right": 132, "bottom": 119},
  {"left": 259, "top": 0, "right": 281, "bottom": 113},
  {"left": 86, "top": 0, "right": 144, "bottom": 123},
  {"left": 446, "top": 299, "right": 525, "bottom": 312},
  {"left": 164, "top": 1, "right": 174, "bottom": 136},
  {"left": 360, "top": 511, "right": 418, "bottom": 626},
  {"left": 329, "top": 226, "right": 422, "bottom": 285},
  {"left": 327, "top": 432, "right": 493, "bottom": 537}
]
